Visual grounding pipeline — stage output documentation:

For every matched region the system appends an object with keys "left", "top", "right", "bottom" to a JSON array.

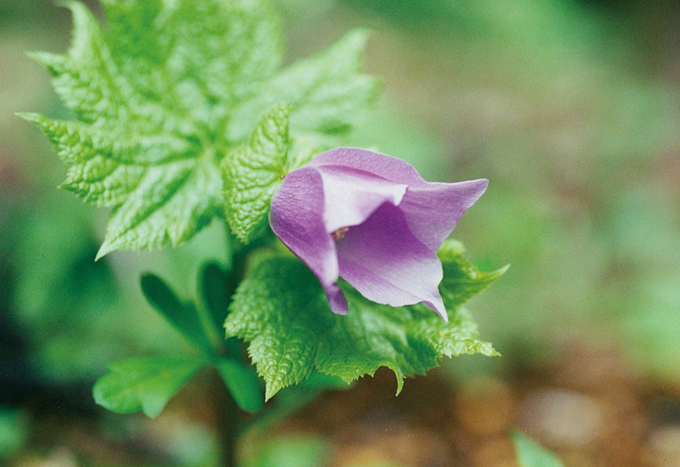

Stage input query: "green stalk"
[{"left": 214, "top": 370, "right": 239, "bottom": 467}]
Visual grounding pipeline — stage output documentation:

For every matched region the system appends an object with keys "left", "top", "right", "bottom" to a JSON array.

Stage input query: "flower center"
[{"left": 331, "top": 226, "right": 349, "bottom": 241}]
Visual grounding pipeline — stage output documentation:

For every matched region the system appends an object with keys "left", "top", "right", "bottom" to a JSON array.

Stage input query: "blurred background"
[{"left": 2, "top": 0, "right": 680, "bottom": 465}]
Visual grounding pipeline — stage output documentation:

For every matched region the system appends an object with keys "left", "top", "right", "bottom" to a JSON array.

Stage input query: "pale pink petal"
[
  {"left": 335, "top": 202, "right": 448, "bottom": 320},
  {"left": 269, "top": 167, "right": 347, "bottom": 314},
  {"left": 316, "top": 165, "right": 407, "bottom": 233}
]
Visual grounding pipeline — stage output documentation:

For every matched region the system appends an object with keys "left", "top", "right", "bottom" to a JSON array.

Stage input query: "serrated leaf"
[
  {"left": 93, "top": 355, "right": 206, "bottom": 418},
  {"left": 223, "top": 103, "right": 289, "bottom": 243},
  {"left": 438, "top": 239, "right": 510, "bottom": 310},
  {"left": 229, "top": 29, "right": 382, "bottom": 147},
  {"left": 26, "top": 0, "right": 280, "bottom": 257},
  {"left": 27, "top": 1, "right": 379, "bottom": 257},
  {"left": 215, "top": 358, "right": 264, "bottom": 413},
  {"left": 226, "top": 242, "right": 502, "bottom": 399},
  {"left": 140, "top": 273, "right": 214, "bottom": 354},
  {"left": 512, "top": 431, "right": 565, "bottom": 467}
]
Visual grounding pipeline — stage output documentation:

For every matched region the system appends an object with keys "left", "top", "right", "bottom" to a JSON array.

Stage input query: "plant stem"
[
  {"left": 215, "top": 370, "right": 239, "bottom": 467},
  {"left": 216, "top": 231, "right": 273, "bottom": 465}
]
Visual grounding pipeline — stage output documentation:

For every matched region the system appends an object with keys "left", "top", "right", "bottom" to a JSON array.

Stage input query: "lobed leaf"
[
  {"left": 226, "top": 240, "right": 503, "bottom": 399},
  {"left": 27, "top": 1, "right": 379, "bottom": 257}
]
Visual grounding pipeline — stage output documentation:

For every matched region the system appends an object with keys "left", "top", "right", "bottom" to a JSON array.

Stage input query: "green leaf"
[
  {"left": 222, "top": 103, "right": 289, "bottom": 243},
  {"left": 140, "top": 273, "right": 214, "bottom": 354},
  {"left": 215, "top": 358, "right": 264, "bottom": 413},
  {"left": 25, "top": 0, "right": 280, "bottom": 257},
  {"left": 27, "top": 1, "right": 379, "bottom": 257},
  {"left": 199, "top": 261, "right": 242, "bottom": 358},
  {"left": 438, "top": 239, "right": 510, "bottom": 311},
  {"left": 228, "top": 28, "right": 382, "bottom": 147},
  {"left": 199, "top": 262, "right": 237, "bottom": 336},
  {"left": 93, "top": 355, "right": 206, "bottom": 418},
  {"left": 226, "top": 241, "right": 502, "bottom": 400},
  {"left": 512, "top": 431, "right": 565, "bottom": 467},
  {"left": 0, "top": 409, "right": 29, "bottom": 458},
  {"left": 247, "top": 436, "right": 331, "bottom": 467}
]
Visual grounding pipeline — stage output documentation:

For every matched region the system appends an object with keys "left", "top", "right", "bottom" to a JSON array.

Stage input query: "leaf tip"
[
  {"left": 15, "top": 112, "right": 41, "bottom": 124},
  {"left": 483, "top": 343, "right": 501, "bottom": 357},
  {"left": 140, "top": 406, "right": 164, "bottom": 419},
  {"left": 343, "top": 27, "right": 372, "bottom": 48},
  {"left": 95, "top": 243, "right": 114, "bottom": 261},
  {"left": 54, "top": 0, "right": 82, "bottom": 12},
  {"left": 91, "top": 379, "right": 106, "bottom": 407},
  {"left": 388, "top": 365, "right": 405, "bottom": 396},
  {"left": 264, "top": 385, "right": 280, "bottom": 402},
  {"left": 497, "top": 263, "right": 511, "bottom": 275},
  {"left": 25, "top": 50, "right": 55, "bottom": 64}
]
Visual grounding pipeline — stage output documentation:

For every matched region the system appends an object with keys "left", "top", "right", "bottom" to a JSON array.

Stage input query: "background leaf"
[
  {"left": 140, "top": 273, "right": 215, "bottom": 354},
  {"left": 0, "top": 408, "right": 29, "bottom": 459},
  {"left": 215, "top": 358, "right": 264, "bottom": 413},
  {"left": 199, "top": 262, "right": 237, "bottom": 338},
  {"left": 244, "top": 435, "right": 331, "bottom": 467},
  {"left": 512, "top": 431, "right": 565, "bottom": 467},
  {"left": 93, "top": 355, "right": 206, "bottom": 418}
]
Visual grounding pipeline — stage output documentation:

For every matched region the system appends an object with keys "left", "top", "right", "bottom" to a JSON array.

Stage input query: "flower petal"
[
  {"left": 310, "top": 147, "right": 427, "bottom": 186},
  {"left": 316, "top": 165, "right": 407, "bottom": 233},
  {"left": 400, "top": 179, "right": 489, "bottom": 252},
  {"left": 335, "top": 202, "right": 448, "bottom": 320},
  {"left": 310, "top": 148, "right": 488, "bottom": 252},
  {"left": 269, "top": 167, "right": 348, "bottom": 314}
]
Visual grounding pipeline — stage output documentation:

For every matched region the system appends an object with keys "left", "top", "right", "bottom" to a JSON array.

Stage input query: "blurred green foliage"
[
  {"left": 244, "top": 436, "right": 331, "bottom": 467},
  {"left": 0, "top": 408, "right": 29, "bottom": 459},
  {"left": 512, "top": 430, "right": 565, "bottom": 467}
]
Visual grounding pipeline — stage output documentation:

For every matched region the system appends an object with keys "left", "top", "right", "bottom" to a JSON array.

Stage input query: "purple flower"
[{"left": 269, "top": 148, "right": 488, "bottom": 321}]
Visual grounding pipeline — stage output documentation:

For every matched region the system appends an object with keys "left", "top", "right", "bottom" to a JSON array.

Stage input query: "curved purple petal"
[
  {"left": 400, "top": 179, "right": 489, "bottom": 252},
  {"left": 269, "top": 167, "right": 348, "bottom": 314},
  {"left": 310, "top": 147, "right": 428, "bottom": 186},
  {"left": 335, "top": 202, "right": 448, "bottom": 320},
  {"left": 316, "top": 165, "right": 408, "bottom": 233}
]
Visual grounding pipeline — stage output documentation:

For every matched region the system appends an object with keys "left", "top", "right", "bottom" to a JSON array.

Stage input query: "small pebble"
[
  {"left": 470, "top": 436, "right": 519, "bottom": 467},
  {"left": 519, "top": 388, "right": 603, "bottom": 447},
  {"left": 332, "top": 425, "right": 449, "bottom": 467},
  {"left": 647, "top": 425, "right": 680, "bottom": 467}
]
